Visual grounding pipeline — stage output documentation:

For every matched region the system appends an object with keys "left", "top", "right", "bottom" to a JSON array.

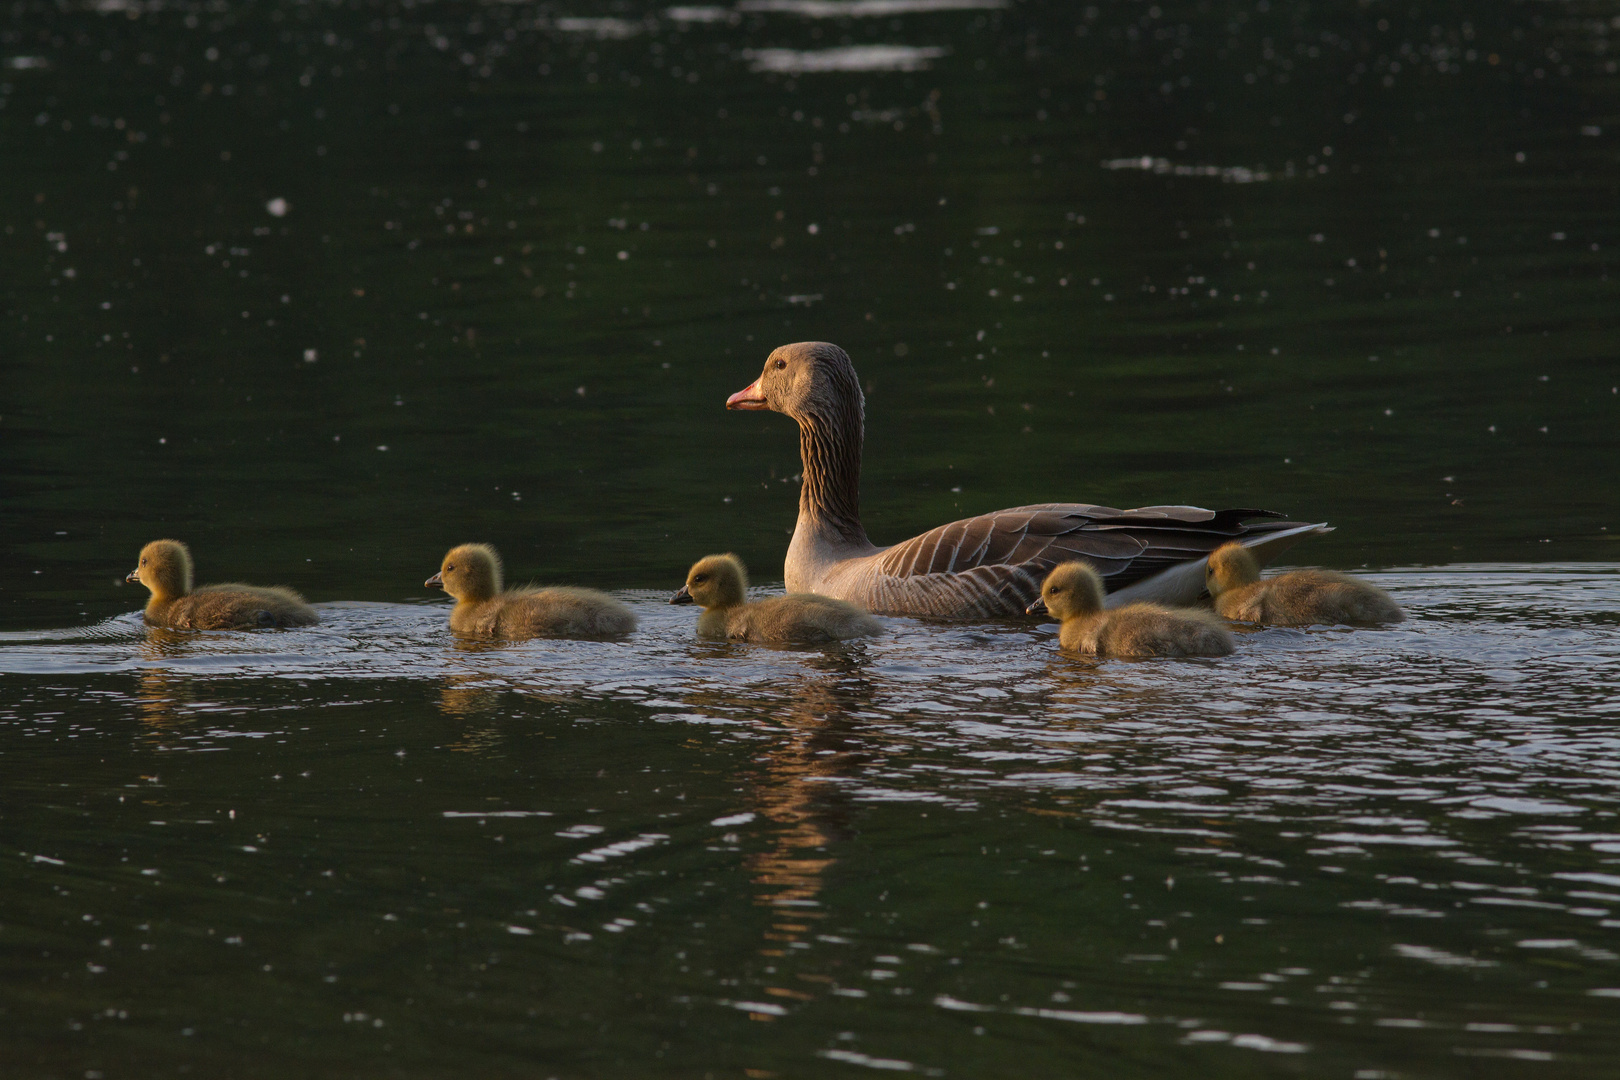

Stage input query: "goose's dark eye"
[
  {"left": 774, "top": 358, "right": 787, "bottom": 370},
  {"left": 140, "top": 558, "right": 146, "bottom": 566},
  {"left": 694, "top": 574, "right": 708, "bottom": 583},
  {"left": 446, "top": 564, "right": 455, "bottom": 572}
]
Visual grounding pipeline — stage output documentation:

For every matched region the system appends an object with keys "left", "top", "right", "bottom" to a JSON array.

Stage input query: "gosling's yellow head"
[
  {"left": 672, "top": 554, "right": 747, "bottom": 610},
  {"left": 1205, "top": 542, "right": 1261, "bottom": 597},
  {"left": 427, "top": 543, "right": 502, "bottom": 603},
  {"left": 1031, "top": 561, "right": 1106, "bottom": 620},
  {"left": 127, "top": 539, "right": 193, "bottom": 601}
]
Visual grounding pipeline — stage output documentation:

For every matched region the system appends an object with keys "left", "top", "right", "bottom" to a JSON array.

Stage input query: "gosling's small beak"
[
  {"left": 670, "top": 584, "right": 694, "bottom": 605},
  {"left": 126, "top": 568, "right": 141, "bottom": 584},
  {"left": 1025, "top": 596, "right": 1049, "bottom": 616},
  {"left": 424, "top": 572, "right": 443, "bottom": 589},
  {"left": 725, "top": 377, "right": 768, "bottom": 411}
]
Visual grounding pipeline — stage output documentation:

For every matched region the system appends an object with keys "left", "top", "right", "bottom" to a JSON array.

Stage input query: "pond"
[{"left": 3, "top": 0, "right": 1618, "bottom": 1076}]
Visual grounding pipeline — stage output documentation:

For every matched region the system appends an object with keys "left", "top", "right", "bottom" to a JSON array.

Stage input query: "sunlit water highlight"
[{"left": 4, "top": 566, "right": 1619, "bottom": 1075}]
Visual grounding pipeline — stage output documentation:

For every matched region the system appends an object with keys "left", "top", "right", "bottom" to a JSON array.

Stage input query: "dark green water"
[{"left": 4, "top": 1, "right": 1620, "bottom": 1076}]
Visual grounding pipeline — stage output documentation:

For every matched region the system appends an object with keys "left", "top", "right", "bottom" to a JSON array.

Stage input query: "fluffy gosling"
[
  {"left": 126, "top": 539, "right": 318, "bottom": 630},
  {"left": 1028, "top": 561, "right": 1233, "bottom": 658},
  {"left": 426, "top": 543, "right": 635, "bottom": 639},
  {"left": 671, "top": 554, "right": 882, "bottom": 644},
  {"left": 1205, "top": 542, "right": 1404, "bottom": 626}
]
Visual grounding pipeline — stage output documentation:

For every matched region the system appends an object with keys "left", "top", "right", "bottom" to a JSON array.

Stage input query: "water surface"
[{"left": 5, "top": 567, "right": 1620, "bottom": 1076}]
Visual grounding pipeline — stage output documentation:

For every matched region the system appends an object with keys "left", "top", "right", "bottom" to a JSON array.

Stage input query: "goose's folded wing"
[{"left": 873, "top": 504, "right": 1308, "bottom": 605}]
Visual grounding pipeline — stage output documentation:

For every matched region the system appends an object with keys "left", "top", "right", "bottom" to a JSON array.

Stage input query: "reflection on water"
[
  {"left": 3, "top": 567, "right": 1619, "bottom": 1074},
  {"left": 132, "top": 664, "right": 194, "bottom": 734},
  {"left": 735, "top": 661, "right": 867, "bottom": 967},
  {"left": 438, "top": 637, "right": 520, "bottom": 724},
  {"left": 741, "top": 45, "right": 952, "bottom": 74}
]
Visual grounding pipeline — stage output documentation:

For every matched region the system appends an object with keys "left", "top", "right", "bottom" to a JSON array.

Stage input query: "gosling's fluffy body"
[
  {"left": 1205, "top": 543, "right": 1404, "bottom": 626},
  {"left": 1036, "top": 561, "right": 1233, "bottom": 658},
  {"left": 427, "top": 543, "right": 635, "bottom": 639},
  {"left": 127, "top": 539, "right": 318, "bottom": 630},
  {"left": 674, "top": 554, "right": 882, "bottom": 644}
]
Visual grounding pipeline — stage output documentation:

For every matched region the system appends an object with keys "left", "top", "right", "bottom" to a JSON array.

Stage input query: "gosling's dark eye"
[
  {"left": 140, "top": 558, "right": 146, "bottom": 565},
  {"left": 774, "top": 358, "right": 787, "bottom": 370},
  {"left": 694, "top": 574, "right": 708, "bottom": 583},
  {"left": 446, "top": 564, "right": 455, "bottom": 572}
]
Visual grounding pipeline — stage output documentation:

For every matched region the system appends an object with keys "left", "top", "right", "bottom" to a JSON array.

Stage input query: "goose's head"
[
  {"left": 1026, "top": 561, "right": 1106, "bottom": 620},
  {"left": 671, "top": 553, "right": 747, "bottom": 610},
  {"left": 727, "top": 341, "right": 863, "bottom": 423},
  {"left": 1205, "top": 542, "right": 1261, "bottom": 598},
  {"left": 127, "top": 539, "right": 193, "bottom": 601},
  {"left": 427, "top": 543, "right": 502, "bottom": 603}
]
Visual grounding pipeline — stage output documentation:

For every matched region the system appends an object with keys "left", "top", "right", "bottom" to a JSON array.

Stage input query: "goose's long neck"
[{"left": 795, "top": 399, "right": 869, "bottom": 547}]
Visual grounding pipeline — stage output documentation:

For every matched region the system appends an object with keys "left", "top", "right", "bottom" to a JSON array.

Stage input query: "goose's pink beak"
[{"left": 726, "top": 378, "right": 768, "bottom": 411}]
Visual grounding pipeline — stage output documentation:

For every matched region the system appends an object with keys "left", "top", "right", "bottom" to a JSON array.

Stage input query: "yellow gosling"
[
  {"left": 1029, "top": 561, "right": 1233, "bottom": 658},
  {"left": 126, "top": 539, "right": 318, "bottom": 630},
  {"left": 1205, "top": 542, "right": 1404, "bottom": 626},
  {"left": 426, "top": 543, "right": 635, "bottom": 639},
  {"left": 672, "top": 554, "right": 882, "bottom": 644}
]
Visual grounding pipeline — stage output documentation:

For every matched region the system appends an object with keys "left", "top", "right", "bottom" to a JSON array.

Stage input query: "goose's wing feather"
[{"left": 869, "top": 504, "right": 1312, "bottom": 616}]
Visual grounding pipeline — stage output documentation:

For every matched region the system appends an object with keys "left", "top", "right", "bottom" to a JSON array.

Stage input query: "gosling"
[
  {"left": 671, "top": 554, "right": 882, "bottom": 644},
  {"left": 1205, "top": 542, "right": 1404, "bottom": 626},
  {"left": 426, "top": 543, "right": 635, "bottom": 639},
  {"left": 126, "top": 539, "right": 318, "bottom": 630},
  {"left": 1028, "top": 561, "right": 1234, "bottom": 658}
]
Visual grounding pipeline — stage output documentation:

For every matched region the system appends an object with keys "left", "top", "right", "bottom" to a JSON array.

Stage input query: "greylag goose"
[
  {"left": 671, "top": 553, "right": 883, "bottom": 643},
  {"left": 726, "top": 341, "right": 1329, "bottom": 618},
  {"left": 1205, "top": 542, "right": 1404, "bottom": 626},
  {"left": 426, "top": 543, "right": 636, "bottom": 638},
  {"left": 127, "top": 539, "right": 319, "bottom": 629},
  {"left": 1028, "top": 561, "right": 1234, "bottom": 657}
]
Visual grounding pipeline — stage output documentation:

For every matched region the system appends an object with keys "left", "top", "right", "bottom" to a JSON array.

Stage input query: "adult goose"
[{"left": 725, "top": 341, "right": 1329, "bottom": 619}]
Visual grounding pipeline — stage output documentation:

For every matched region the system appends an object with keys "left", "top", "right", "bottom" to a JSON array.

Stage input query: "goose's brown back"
[{"left": 861, "top": 503, "right": 1310, "bottom": 617}]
